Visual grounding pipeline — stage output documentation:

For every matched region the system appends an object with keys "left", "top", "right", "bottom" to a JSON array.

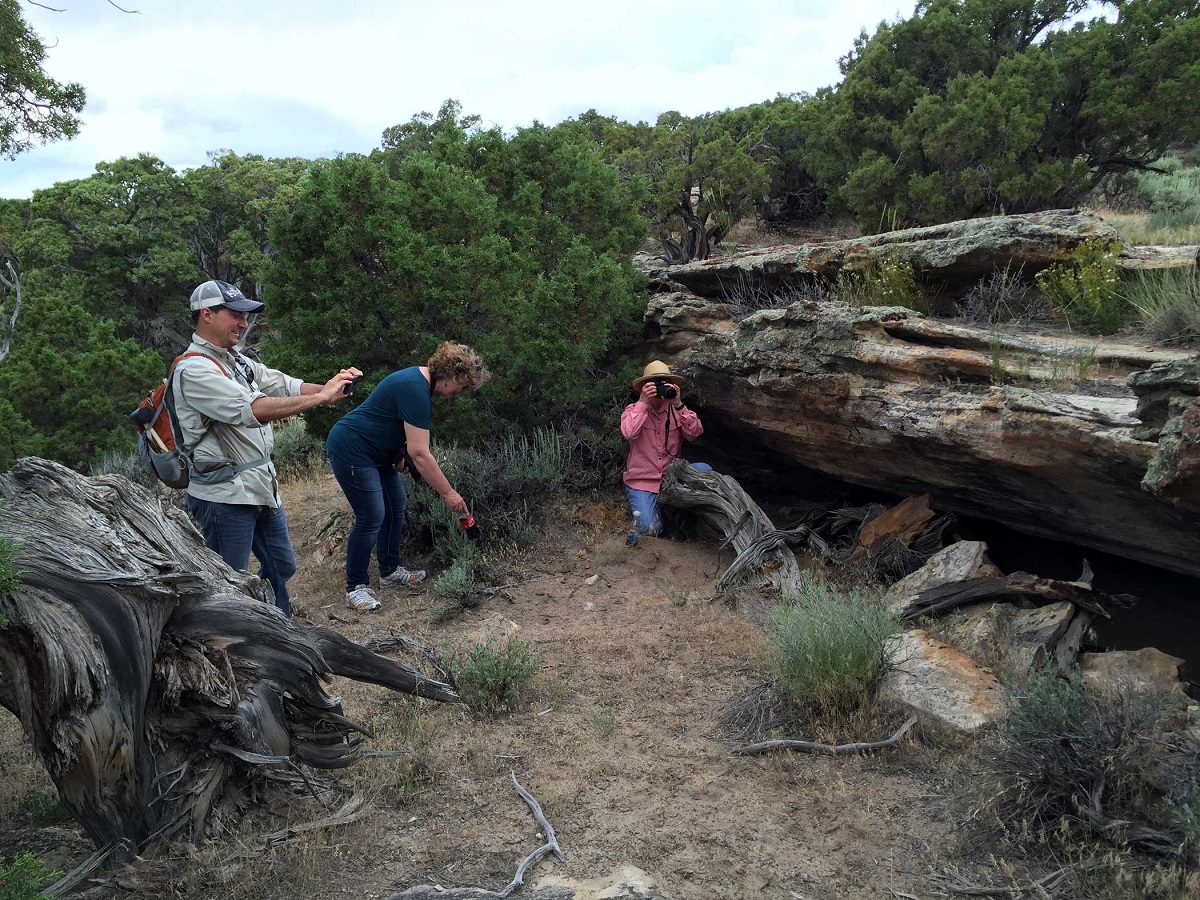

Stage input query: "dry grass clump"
[{"left": 978, "top": 668, "right": 1200, "bottom": 894}]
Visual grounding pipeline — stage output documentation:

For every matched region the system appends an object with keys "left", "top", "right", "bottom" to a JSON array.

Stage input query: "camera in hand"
[
  {"left": 653, "top": 379, "right": 678, "bottom": 400},
  {"left": 342, "top": 375, "right": 363, "bottom": 395}
]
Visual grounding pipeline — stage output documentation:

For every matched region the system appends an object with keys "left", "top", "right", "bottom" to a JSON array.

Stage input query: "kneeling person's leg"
[{"left": 625, "top": 486, "right": 663, "bottom": 535}]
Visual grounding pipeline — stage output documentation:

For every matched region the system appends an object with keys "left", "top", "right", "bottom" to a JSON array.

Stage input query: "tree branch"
[{"left": 733, "top": 716, "right": 917, "bottom": 757}]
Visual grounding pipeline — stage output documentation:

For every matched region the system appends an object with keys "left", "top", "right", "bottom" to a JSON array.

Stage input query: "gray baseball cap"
[{"left": 189, "top": 280, "right": 264, "bottom": 314}]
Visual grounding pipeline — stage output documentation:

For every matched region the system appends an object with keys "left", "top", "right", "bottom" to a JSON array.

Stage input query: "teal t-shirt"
[{"left": 325, "top": 367, "right": 432, "bottom": 466}]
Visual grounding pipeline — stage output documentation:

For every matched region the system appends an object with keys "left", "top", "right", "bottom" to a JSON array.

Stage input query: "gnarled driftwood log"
[
  {"left": 0, "top": 457, "right": 455, "bottom": 859},
  {"left": 657, "top": 459, "right": 829, "bottom": 596}
]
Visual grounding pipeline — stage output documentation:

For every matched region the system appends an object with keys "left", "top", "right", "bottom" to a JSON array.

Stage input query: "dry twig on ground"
[
  {"left": 498, "top": 772, "right": 565, "bottom": 897},
  {"left": 733, "top": 716, "right": 917, "bottom": 757}
]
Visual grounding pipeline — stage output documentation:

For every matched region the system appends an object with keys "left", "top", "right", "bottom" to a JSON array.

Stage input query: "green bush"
[
  {"left": 991, "top": 668, "right": 1199, "bottom": 856},
  {"left": 432, "top": 553, "right": 477, "bottom": 600},
  {"left": 403, "top": 426, "right": 571, "bottom": 566},
  {"left": 18, "top": 789, "right": 66, "bottom": 827},
  {"left": 1035, "top": 240, "right": 1127, "bottom": 334},
  {"left": 1135, "top": 160, "right": 1200, "bottom": 227},
  {"left": 764, "top": 576, "right": 899, "bottom": 713},
  {"left": 0, "top": 853, "right": 55, "bottom": 900},
  {"left": 271, "top": 417, "right": 326, "bottom": 481},
  {"left": 452, "top": 636, "right": 539, "bottom": 716},
  {"left": 840, "top": 256, "right": 927, "bottom": 312},
  {"left": 1125, "top": 268, "right": 1200, "bottom": 345}
]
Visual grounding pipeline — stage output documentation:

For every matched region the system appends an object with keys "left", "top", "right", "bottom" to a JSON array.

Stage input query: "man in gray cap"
[{"left": 173, "top": 279, "right": 360, "bottom": 617}]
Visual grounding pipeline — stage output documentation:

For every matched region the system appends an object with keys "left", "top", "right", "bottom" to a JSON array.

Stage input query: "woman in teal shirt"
[{"left": 326, "top": 342, "right": 490, "bottom": 610}]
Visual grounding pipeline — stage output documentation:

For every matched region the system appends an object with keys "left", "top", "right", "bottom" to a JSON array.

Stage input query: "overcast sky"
[{"left": 0, "top": 0, "right": 917, "bottom": 199}]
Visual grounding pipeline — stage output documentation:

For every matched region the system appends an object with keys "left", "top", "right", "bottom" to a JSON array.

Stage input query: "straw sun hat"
[{"left": 631, "top": 360, "right": 684, "bottom": 391}]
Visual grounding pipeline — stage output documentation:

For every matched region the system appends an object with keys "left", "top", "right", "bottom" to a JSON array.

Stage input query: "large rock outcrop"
[
  {"left": 647, "top": 209, "right": 1198, "bottom": 298},
  {"left": 644, "top": 212, "right": 1200, "bottom": 579}
]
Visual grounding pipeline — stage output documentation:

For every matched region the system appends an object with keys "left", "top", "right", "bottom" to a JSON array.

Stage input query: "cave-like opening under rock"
[{"left": 690, "top": 418, "right": 1200, "bottom": 691}]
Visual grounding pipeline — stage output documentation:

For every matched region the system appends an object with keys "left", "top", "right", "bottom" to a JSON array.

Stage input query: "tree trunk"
[{"left": 0, "top": 458, "right": 455, "bottom": 858}]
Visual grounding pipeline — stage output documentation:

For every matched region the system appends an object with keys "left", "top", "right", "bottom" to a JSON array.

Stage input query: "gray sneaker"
[
  {"left": 345, "top": 584, "right": 381, "bottom": 611},
  {"left": 380, "top": 566, "right": 427, "bottom": 587}
]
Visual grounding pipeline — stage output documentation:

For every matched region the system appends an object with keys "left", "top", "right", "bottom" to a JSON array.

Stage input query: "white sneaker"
[
  {"left": 380, "top": 566, "right": 427, "bottom": 587},
  {"left": 345, "top": 584, "right": 381, "bottom": 611}
]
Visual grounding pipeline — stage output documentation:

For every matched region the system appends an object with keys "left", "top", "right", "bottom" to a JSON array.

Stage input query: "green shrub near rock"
[
  {"left": 1035, "top": 239, "right": 1126, "bottom": 334},
  {"left": 765, "top": 576, "right": 899, "bottom": 714},
  {"left": 989, "top": 668, "right": 1200, "bottom": 860}
]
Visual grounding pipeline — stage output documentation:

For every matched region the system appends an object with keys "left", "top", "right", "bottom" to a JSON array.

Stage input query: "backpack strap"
[
  {"left": 167, "top": 351, "right": 272, "bottom": 478},
  {"left": 165, "top": 351, "right": 236, "bottom": 454}
]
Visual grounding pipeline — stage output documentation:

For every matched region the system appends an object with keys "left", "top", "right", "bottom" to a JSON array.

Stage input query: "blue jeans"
[
  {"left": 187, "top": 496, "right": 296, "bottom": 617},
  {"left": 626, "top": 462, "right": 712, "bottom": 535},
  {"left": 329, "top": 455, "right": 408, "bottom": 592}
]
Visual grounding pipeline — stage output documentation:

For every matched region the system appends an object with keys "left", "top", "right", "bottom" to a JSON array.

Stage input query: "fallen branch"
[
  {"left": 262, "top": 794, "right": 371, "bottom": 846},
  {"left": 497, "top": 772, "right": 564, "bottom": 898},
  {"left": 901, "top": 573, "right": 1127, "bottom": 623},
  {"left": 933, "top": 858, "right": 1103, "bottom": 896},
  {"left": 733, "top": 716, "right": 917, "bottom": 757}
]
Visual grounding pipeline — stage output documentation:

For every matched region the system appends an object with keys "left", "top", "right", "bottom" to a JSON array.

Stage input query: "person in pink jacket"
[{"left": 621, "top": 360, "right": 711, "bottom": 535}]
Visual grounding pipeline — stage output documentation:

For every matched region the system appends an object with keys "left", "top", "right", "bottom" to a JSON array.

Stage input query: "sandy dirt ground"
[
  {"left": 279, "top": 475, "right": 967, "bottom": 900},
  {"left": 1, "top": 473, "right": 980, "bottom": 900}
]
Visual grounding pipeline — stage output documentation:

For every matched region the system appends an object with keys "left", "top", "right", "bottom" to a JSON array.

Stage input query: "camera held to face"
[{"left": 653, "top": 379, "right": 678, "bottom": 400}]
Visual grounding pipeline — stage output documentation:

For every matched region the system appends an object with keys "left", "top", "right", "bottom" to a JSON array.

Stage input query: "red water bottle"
[{"left": 460, "top": 512, "right": 482, "bottom": 543}]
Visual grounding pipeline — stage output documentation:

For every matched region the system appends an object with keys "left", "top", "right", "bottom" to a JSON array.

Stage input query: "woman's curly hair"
[{"left": 427, "top": 341, "right": 490, "bottom": 390}]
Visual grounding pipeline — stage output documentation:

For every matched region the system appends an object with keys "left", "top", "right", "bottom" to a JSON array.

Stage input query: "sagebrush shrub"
[
  {"left": 1035, "top": 239, "right": 1126, "bottom": 334},
  {"left": 990, "top": 668, "right": 1199, "bottom": 855},
  {"left": 960, "top": 267, "right": 1051, "bottom": 325},
  {"left": 432, "top": 554, "right": 477, "bottom": 600},
  {"left": 271, "top": 418, "right": 326, "bottom": 480},
  {"left": 403, "top": 426, "right": 573, "bottom": 566},
  {"left": 765, "top": 577, "right": 898, "bottom": 713},
  {"left": 89, "top": 448, "right": 155, "bottom": 487},
  {"left": 452, "top": 636, "right": 539, "bottom": 716}
]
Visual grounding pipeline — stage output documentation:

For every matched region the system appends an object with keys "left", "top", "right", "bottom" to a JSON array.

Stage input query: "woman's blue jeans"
[
  {"left": 626, "top": 462, "right": 712, "bottom": 535},
  {"left": 329, "top": 455, "right": 408, "bottom": 592},
  {"left": 187, "top": 496, "right": 296, "bottom": 617}
]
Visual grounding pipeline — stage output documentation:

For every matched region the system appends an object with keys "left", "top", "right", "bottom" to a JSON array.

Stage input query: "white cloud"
[{"left": 1, "top": 0, "right": 917, "bottom": 198}]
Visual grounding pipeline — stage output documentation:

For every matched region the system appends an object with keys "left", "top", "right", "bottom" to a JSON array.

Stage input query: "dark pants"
[
  {"left": 187, "top": 496, "right": 296, "bottom": 617},
  {"left": 329, "top": 456, "right": 408, "bottom": 592}
]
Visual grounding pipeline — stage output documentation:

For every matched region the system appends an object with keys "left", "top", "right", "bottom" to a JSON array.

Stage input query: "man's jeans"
[
  {"left": 187, "top": 496, "right": 296, "bottom": 617},
  {"left": 626, "top": 462, "right": 712, "bottom": 535},
  {"left": 329, "top": 456, "right": 408, "bottom": 592}
]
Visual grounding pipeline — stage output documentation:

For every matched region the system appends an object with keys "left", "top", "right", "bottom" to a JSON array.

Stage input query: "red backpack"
[{"left": 130, "top": 352, "right": 229, "bottom": 488}]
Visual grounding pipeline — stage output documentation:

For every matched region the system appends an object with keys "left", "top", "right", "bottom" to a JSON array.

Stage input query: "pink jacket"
[{"left": 621, "top": 401, "right": 704, "bottom": 492}]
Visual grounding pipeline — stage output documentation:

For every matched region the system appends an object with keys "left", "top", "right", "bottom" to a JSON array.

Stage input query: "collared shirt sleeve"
[
  {"left": 249, "top": 359, "right": 303, "bottom": 399},
  {"left": 677, "top": 406, "right": 703, "bottom": 440},
  {"left": 620, "top": 402, "right": 649, "bottom": 439},
  {"left": 176, "top": 358, "right": 264, "bottom": 428}
]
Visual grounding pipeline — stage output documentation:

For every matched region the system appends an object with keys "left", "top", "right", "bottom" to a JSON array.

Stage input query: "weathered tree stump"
[
  {"left": 0, "top": 458, "right": 455, "bottom": 862},
  {"left": 657, "top": 459, "right": 828, "bottom": 596}
]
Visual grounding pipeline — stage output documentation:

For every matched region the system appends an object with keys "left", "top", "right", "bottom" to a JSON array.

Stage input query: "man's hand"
[
  {"left": 442, "top": 489, "right": 468, "bottom": 515},
  {"left": 638, "top": 381, "right": 659, "bottom": 406},
  {"left": 321, "top": 368, "right": 362, "bottom": 403}
]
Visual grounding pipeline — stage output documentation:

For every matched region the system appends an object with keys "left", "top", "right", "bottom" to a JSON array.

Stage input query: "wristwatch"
[{"left": 673, "top": 403, "right": 684, "bottom": 410}]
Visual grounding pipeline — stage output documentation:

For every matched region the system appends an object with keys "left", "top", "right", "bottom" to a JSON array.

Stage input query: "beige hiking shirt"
[{"left": 172, "top": 334, "right": 303, "bottom": 507}]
